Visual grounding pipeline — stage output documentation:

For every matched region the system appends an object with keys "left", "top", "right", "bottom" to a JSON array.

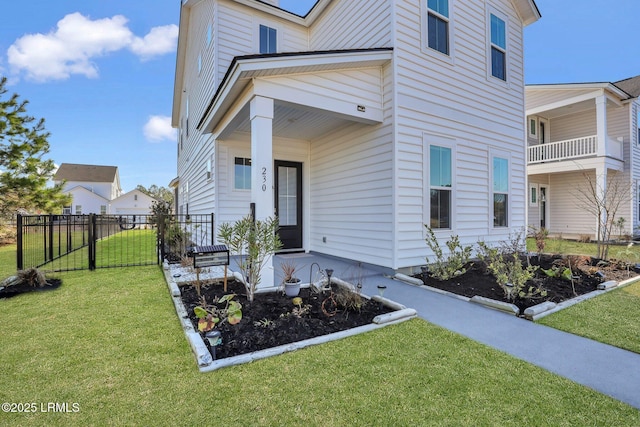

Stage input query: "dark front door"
[{"left": 275, "top": 161, "right": 303, "bottom": 250}]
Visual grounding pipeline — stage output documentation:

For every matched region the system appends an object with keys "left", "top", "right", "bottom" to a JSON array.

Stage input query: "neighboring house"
[
  {"left": 53, "top": 163, "right": 155, "bottom": 215},
  {"left": 110, "top": 189, "right": 158, "bottom": 215},
  {"left": 172, "top": 0, "right": 540, "bottom": 279},
  {"left": 526, "top": 75, "right": 640, "bottom": 239}
]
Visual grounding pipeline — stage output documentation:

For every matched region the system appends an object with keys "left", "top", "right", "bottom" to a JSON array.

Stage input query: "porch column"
[
  {"left": 250, "top": 95, "right": 275, "bottom": 288},
  {"left": 595, "top": 166, "right": 607, "bottom": 240},
  {"left": 596, "top": 95, "right": 608, "bottom": 157}
]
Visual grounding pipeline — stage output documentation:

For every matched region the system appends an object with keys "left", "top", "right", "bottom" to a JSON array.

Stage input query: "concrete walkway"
[{"left": 275, "top": 252, "right": 640, "bottom": 410}]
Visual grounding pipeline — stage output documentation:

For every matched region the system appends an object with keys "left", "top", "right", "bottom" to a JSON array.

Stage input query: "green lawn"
[
  {"left": 539, "top": 280, "right": 640, "bottom": 354},
  {"left": 0, "top": 266, "right": 638, "bottom": 426},
  {"left": 0, "top": 243, "right": 16, "bottom": 280},
  {"left": 527, "top": 238, "right": 640, "bottom": 354},
  {"left": 0, "top": 229, "right": 157, "bottom": 278},
  {"left": 527, "top": 237, "right": 640, "bottom": 263}
]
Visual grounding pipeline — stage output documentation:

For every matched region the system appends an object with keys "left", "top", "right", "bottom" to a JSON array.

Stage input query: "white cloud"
[
  {"left": 7, "top": 13, "right": 178, "bottom": 82},
  {"left": 130, "top": 25, "right": 179, "bottom": 61},
  {"left": 144, "top": 115, "right": 175, "bottom": 142}
]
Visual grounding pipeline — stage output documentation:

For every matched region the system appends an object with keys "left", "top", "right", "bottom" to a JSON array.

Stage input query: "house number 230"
[{"left": 261, "top": 167, "right": 267, "bottom": 192}]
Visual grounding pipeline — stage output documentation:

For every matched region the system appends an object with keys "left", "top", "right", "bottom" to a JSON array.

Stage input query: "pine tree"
[{"left": 0, "top": 76, "right": 71, "bottom": 219}]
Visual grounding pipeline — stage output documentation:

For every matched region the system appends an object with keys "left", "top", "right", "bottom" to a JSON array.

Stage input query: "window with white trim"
[
  {"left": 427, "top": 0, "right": 449, "bottom": 55},
  {"left": 63, "top": 206, "right": 71, "bottom": 215},
  {"left": 490, "top": 13, "right": 507, "bottom": 81},
  {"left": 206, "top": 158, "right": 212, "bottom": 181},
  {"left": 100, "top": 205, "right": 107, "bottom": 214},
  {"left": 493, "top": 156, "right": 509, "bottom": 227},
  {"left": 234, "top": 157, "right": 251, "bottom": 190},
  {"left": 529, "top": 185, "right": 538, "bottom": 207},
  {"left": 528, "top": 117, "right": 537, "bottom": 138},
  {"left": 75, "top": 205, "right": 82, "bottom": 215},
  {"left": 259, "top": 25, "right": 277, "bottom": 54},
  {"left": 429, "top": 145, "right": 452, "bottom": 229}
]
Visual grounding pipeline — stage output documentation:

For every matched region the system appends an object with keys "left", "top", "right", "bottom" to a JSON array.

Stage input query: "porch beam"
[{"left": 526, "top": 90, "right": 602, "bottom": 117}]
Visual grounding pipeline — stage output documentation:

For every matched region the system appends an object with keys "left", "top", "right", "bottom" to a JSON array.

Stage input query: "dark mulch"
[
  {"left": 180, "top": 280, "right": 392, "bottom": 360},
  {"left": 416, "top": 254, "right": 638, "bottom": 311}
]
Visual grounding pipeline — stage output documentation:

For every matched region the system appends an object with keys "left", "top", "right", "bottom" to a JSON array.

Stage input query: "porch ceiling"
[
  {"left": 220, "top": 101, "right": 354, "bottom": 140},
  {"left": 536, "top": 98, "right": 595, "bottom": 119}
]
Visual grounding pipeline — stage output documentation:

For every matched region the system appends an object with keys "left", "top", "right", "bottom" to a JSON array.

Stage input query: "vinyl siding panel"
[
  {"left": 217, "top": 1, "right": 308, "bottom": 84},
  {"left": 309, "top": 120, "right": 394, "bottom": 267},
  {"left": 632, "top": 102, "right": 640, "bottom": 228},
  {"left": 309, "top": 0, "right": 392, "bottom": 50},
  {"left": 545, "top": 170, "right": 632, "bottom": 238},
  {"left": 308, "top": 62, "right": 393, "bottom": 267},
  {"left": 549, "top": 109, "right": 596, "bottom": 141},
  {"left": 393, "top": 0, "right": 528, "bottom": 268}
]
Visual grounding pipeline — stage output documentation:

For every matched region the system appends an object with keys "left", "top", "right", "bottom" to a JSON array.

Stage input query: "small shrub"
[
  {"left": 218, "top": 215, "right": 283, "bottom": 302},
  {"left": 528, "top": 226, "right": 549, "bottom": 257},
  {"left": 477, "top": 241, "right": 544, "bottom": 302},
  {"left": 578, "top": 235, "right": 591, "bottom": 243},
  {"left": 194, "top": 294, "right": 242, "bottom": 332},
  {"left": 335, "top": 287, "right": 364, "bottom": 313},
  {"left": 424, "top": 225, "right": 473, "bottom": 281}
]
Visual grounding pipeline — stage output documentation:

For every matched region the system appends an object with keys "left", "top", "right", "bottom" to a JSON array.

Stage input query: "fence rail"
[{"left": 17, "top": 213, "right": 214, "bottom": 273}]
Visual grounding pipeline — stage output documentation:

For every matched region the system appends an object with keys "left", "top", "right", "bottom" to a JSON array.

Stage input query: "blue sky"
[{"left": 1, "top": 0, "right": 639, "bottom": 191}]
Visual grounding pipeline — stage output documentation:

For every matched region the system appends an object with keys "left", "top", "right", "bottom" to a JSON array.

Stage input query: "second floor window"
[
  {"left": 259, "top": 25, "right": 277, "bottom": 54},
  {"left": 427, "top": 0, "right": 449, "bottom": 55},
  {"left": 490, "top": 14, "right": 507, "bottom": 81}
]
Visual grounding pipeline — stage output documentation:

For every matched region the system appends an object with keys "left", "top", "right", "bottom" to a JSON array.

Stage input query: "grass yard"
[
  {"left": 527, "top": 237, "right": 640, "bottom": 263},
  {"left": 538, "top": 280, "right": 640, "bottom": 354},
  {"left": 527, "top": 238, "right": 640, "bottom": 354},
  {"left": 0, "top": 243, "right": 16, "bottom": 280},
  {"left": 0, "top": 266, "right": 638, "bottom": 426}
]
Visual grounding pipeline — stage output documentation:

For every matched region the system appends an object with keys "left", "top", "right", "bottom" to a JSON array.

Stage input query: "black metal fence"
[{"left": 16, "top": 213, "right": 214, "bottom": 273}]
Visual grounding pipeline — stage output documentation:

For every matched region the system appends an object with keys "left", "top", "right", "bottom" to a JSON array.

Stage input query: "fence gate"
[{"left": 16, "top": 213, "right": 214, "bottom": 273}]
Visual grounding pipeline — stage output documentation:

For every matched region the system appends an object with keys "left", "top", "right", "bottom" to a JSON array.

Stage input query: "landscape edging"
[{"left": 162, "top": 264, "right": 416, "bottom": 372}]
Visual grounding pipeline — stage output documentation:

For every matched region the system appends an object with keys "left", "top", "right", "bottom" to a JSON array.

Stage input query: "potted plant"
[{"left": 281, "top": 260, "right": 301, "bottom": 297}]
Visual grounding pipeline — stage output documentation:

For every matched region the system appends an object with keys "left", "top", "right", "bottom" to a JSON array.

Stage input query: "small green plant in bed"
[{"left": 424, "top": 225, "right": 473, "bottom": 280}]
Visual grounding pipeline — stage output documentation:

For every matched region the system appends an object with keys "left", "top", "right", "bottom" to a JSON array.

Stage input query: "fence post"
[
  {"left": 158, "top": 213, "right": 166, "bottom": 263},
  {"left": 16, "top": 214, "right": 23, "bottom": 270},
  {"left": 88, "top": 214, "right": 96, "bottom": 270},
  {"left": 211, "top": 212, "right": 216, "bottom": 245},
  {"left": 48, "top": 214, "right": 54, "bottom": 263}
]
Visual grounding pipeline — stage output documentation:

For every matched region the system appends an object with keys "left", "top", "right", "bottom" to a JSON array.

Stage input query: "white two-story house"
[
  {"left": 526, "top": 75, "right": 640, "bottom": 239},
  {"left": 53, "top": 163, "right": 157, "bottom": 215},
  {"left": 172, "top": 0, "right": 540, "bottom": 278}
]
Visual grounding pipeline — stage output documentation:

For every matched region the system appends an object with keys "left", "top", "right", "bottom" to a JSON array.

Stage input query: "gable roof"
[
  {"left": 110, "top": 189, "right": 159, "bottom": 204},
  {"left": 54, "top": 163, "right": 118, "bottom": 183},
  {"left": 614, "top": 75, "right": 640, "bottom": 98},
  {"left": 63, "top": 185, "right": 110, "bottom": 202}
]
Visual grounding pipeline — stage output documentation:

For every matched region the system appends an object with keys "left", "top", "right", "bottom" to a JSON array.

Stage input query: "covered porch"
[
  {"left": 197, "top": 49, "right": 393, "bottom": 287},
  {"left": 526, "top": 83, "right": 630, "bottom": 173}
]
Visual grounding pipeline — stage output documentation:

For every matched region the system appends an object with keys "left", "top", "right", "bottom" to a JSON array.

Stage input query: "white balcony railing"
[{"left": 527, "top": 135, "right": 617, "bottom": 164}]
